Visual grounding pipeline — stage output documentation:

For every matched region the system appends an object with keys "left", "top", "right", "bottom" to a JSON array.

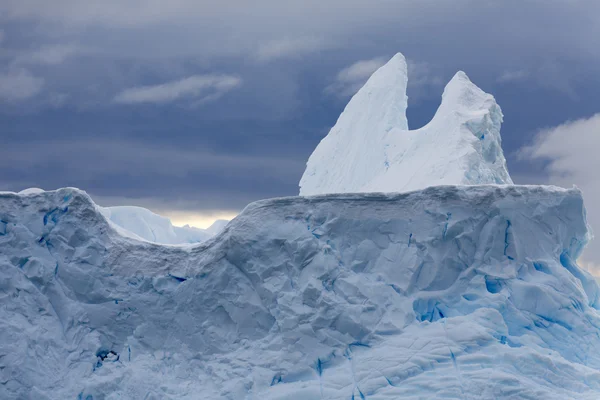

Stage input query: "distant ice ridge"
[
  {"left": 99, "top": 206, "right": 217, "bottom": 245},
  {"left": 2, "top": 186, "right": 600, "bottom": 399},
  {"left": 300, "top": 53, "right": 513, "bottom": 196},
  {"left": 15, "top": 188, "right": 226, "bottom": 244}
]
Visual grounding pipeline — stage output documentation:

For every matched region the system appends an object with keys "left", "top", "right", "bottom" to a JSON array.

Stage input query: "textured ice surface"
[
  {"left": 1, "top": 186, "right": 600, "bottom": 399},
  {"left": 300, "top": 53, "right": 513, "bottom": 196},
  {"left": 99, "top": 206, "right": 215, "bottom": 245},
  {"left": 10, "top": 189, "right": 223, "bottom": 245}
]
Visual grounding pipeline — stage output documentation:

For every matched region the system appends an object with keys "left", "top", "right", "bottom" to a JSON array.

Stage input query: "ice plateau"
[
  {"left": 2, "top": 186, "right": 600, "bottom": 399},
  {"left": 300, "top": 53, "right": 513, "bottom": 196}
]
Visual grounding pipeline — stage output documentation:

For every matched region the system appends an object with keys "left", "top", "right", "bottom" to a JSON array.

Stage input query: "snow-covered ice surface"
[
  {"left": 99, "top": 206, "right": 214, "bottom": 245},
  {"left": 300, "top": 53, "right": 513, "bottom": 196},
  {"left": 2, "top": 185, "right": 600, "bottom": 399}
]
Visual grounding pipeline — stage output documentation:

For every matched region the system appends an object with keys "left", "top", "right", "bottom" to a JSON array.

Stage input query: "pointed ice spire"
[
  {"left": 342, "top": 52, "right": 409, "bottom": 132},
  {"left": 430, "top": 71, "right": 514, "bottom": 186},
  {"left": 299, "top": 53, "right": 513, "bottom": 196},
  {"left": 299, "top": 53, "right": 408, "bottom": 195}
]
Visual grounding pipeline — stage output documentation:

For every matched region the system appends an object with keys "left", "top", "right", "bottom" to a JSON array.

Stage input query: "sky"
[{"left": 1, "top": 1, "right": 600, "bottom": 269}]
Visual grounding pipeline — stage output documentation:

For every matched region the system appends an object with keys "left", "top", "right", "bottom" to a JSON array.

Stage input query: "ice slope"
[
  {"left": 1, "top": 186, "right": 600, "bottom": 399},
  {"left": 99, "top": 206, "right": 213, "bottom": 245},
  {"left": 205, "top": 219, "right": 231, "bottom": 235},
  {"left": 300, "top": 53, "right": 513, "bottom": 196}
]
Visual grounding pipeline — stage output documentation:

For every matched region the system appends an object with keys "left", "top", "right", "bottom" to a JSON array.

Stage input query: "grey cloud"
[
  {"left": 405, "top": 60, "right": 444, "bottom": 104},
  {"left": 13, "top": 44, "right": 79, "bottom": 65},
  {"left": 407, "top": 61, "right": 442, "bottom": 87},
  {"left": 0, "top": 134, "right": 306, "bottom": 211},
  {"left": 0, "top": 68, "right": 44, "bottom": 101},
  {"left": 255, "top": 37, "right": 332, "bottom": 63},
  {"left": 0, "top": 138, "right": 302, "bottom": 180},
  {"left": 0, "top": 0, "right": 428, "bottom": 28},
  {"left": 0, "top": 0, "right": 598, "bottom": 112},
  {"left": 497, "top": 69, "right": 529, "bottom": 83},
  {"left": 496, "top": 62, "right": 581, "bottom": 96}
]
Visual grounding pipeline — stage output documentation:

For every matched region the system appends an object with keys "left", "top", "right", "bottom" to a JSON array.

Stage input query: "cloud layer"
[{"left": 0, "top": 69, "right": 44, "bottom": 102}]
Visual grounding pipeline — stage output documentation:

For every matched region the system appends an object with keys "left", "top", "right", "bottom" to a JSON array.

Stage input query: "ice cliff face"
[
  {"left": 2, "top": 186, "right": 600, "bottom": 399},
  {"left": 300, "top": 53, "right": 513, "bottom": 196}
]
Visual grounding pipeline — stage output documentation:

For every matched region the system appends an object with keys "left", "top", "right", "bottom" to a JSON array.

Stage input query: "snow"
[
  {"left": 18, "top": 187, "right": 45, "bottom": 195},
  {"left": 2, "top": 185, "right": 600, "bottom": 399},
  {"left": 300, "top": 53, "right": 513, "bottom": 196}
]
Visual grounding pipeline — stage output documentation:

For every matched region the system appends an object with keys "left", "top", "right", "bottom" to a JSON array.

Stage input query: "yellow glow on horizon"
[{"left": 162, "top": 210, "right": 238, "bottom": 229}]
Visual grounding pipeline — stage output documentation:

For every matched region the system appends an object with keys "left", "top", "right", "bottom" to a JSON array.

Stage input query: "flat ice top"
[
  {"left": 1, "top": 185, "right": 599, "bottom": 399},
  {"left": 300, "top": 53, "right": 513, "bottom": 196}
]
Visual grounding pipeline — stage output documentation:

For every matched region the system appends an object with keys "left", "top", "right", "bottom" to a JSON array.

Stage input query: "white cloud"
[
  {"left": 0, "top": 69, "right": 44, "bottom": 102},
  {"left": 520, "top": 113, "right": 600, "bottom": 270},
  {"left": 336, "top": 58, "right": 387, "bottom": 83},
  {"left": 256, "top": 37, "right": 331, "bottom": 62},
  {"left": 325, "top": 57, "right": 387, "bottom": 97},
  {"left": 497, "top": 69, "right": 529, "bottom": 83},
  {"left": 14, "top": 44, "right": 79, "bottom": 65},
  {"left": 113, "top": 74, "right": 241, "bottom": 105}
]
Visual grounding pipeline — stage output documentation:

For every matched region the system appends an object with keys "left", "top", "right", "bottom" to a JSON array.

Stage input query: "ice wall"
[{"left": 1, "top": 186, "right": 599, "bottom": 399}]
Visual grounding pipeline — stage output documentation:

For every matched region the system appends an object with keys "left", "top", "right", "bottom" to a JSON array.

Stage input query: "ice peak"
[
  {"left": 300, "top": 53, "right": 513, "bottom": 196},
  {"left": 338, "top": 51, "right": 409, "bottom": 133},
  {"left": 385, "top": 52, "right": 408, "bottom": 71},
  {"left": 443, "top": 70, "right": 473, "bottom": 98},
  {"left": 439, "top": 70, "right": 494, "bottom": 113}
]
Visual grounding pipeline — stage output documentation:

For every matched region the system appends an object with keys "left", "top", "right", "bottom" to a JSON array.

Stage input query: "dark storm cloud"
[{"left": 0, "top": 1, "right": 599, "bottom": 222}]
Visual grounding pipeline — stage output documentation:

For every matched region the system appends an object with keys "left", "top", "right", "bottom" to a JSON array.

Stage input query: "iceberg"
[
  {"left": 300, "top": 53, "right": 513, "bottom": 196},
  {"left": 1, "top": 186, "right": 599, "bottom": 399},
  {"left": 2, "top": 51, "right": 598, "bottom": 400}
]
